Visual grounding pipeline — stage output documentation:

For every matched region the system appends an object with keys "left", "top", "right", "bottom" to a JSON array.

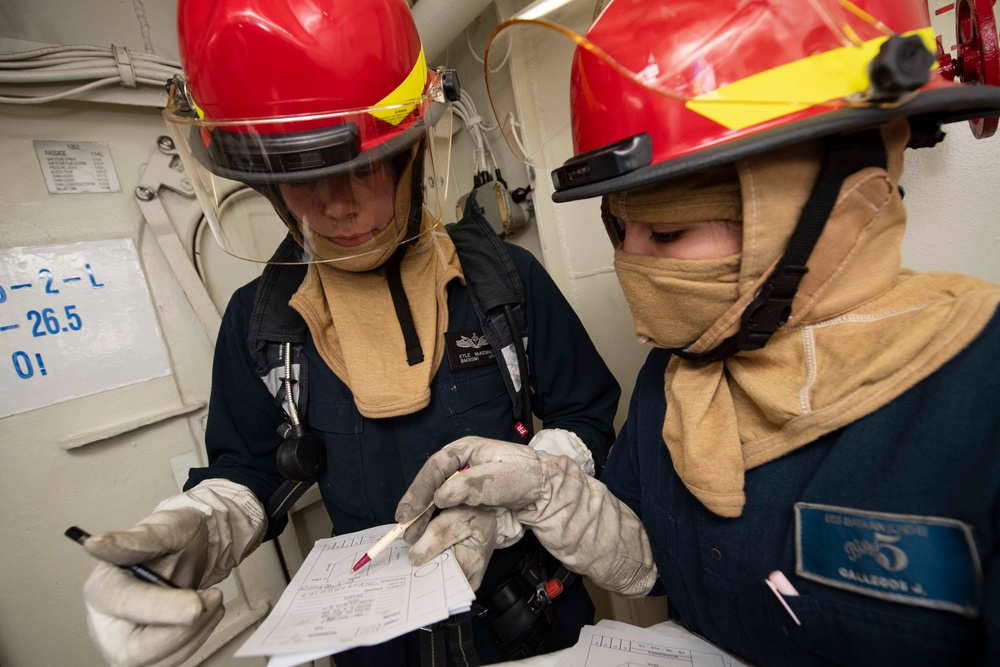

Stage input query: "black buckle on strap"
[{"left": 734, "top": 265, "right": 808, "bottom": 352}]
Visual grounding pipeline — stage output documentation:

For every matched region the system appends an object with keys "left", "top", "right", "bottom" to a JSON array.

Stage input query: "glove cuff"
[
  {"left": 154, "top": 479, "right": 266, "bottom": 587},
  {"left": 528, "top": 428, "right": 595, "bottom": 476}
]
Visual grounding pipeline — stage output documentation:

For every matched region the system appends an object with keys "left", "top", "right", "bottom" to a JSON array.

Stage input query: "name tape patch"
[
  {"left": 445, "top": 330, "right": 495, "bottom": 371},
  {"left": 794, "top": 502, "right": 981, "bottom": 617}
]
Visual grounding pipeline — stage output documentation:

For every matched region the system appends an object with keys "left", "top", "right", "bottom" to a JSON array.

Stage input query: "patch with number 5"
[{"left": 794, "top": 502, "right": 982, "bottom": 617}]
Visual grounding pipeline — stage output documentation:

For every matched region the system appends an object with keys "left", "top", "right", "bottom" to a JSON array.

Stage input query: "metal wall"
[{"left": 1, "top": 1, "right": 997, "bottom": 666}]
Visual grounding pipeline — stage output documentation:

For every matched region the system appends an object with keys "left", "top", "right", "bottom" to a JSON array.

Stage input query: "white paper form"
[
  {"left": 553, "top": 619, "right": 754, "bottom": 667},
  {"left": 235, "top": 524, "right": 475, "bottom": 663}
]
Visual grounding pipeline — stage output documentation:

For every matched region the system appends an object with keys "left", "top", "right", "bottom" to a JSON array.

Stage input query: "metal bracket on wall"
[{"left": 134, "top": 136, "right": 222, "bottom": 345}]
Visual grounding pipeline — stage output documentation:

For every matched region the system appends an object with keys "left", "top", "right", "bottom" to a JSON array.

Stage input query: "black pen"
[{"left": 65, "top": 526, "right": 181, "bottom": 589}]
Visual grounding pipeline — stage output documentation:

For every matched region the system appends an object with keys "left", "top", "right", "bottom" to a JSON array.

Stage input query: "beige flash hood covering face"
[
  {"left": 289, "top": 150, "right": 464, "bottom": 418},
  {"left": 606, "top": 119, "right": 1000, "bottom": 517},
  {"left": 607, "top": 164, "right": 744, "bottom": 349}
]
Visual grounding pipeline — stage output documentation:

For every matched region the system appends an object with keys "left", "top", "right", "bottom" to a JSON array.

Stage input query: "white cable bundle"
[
  {"left": 0, "top": 44, "right": 182, "bottom": 104},
  {"left": 450, "top": 88, "right": 502, "bottom": 174},
  {"left": 462, "top": 23, "right": 523, "bottom": 167}
]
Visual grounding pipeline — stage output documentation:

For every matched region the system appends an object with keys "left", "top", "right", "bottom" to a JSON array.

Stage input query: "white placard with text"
[
  {"left": 34, "top": 140, "right": 121, "bottom": 194},
  {"left": 0, "top": 238, "right": 172, "bottom": 418}
]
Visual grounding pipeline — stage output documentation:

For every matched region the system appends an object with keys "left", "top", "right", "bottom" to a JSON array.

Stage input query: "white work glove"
[
  {"left": 493, "top": 428, "right": 596, "bottom": 549},
  {"left": 82, "top": 479, "right": 266, "bottom": 667},
  {"left": 406, "top": 505, "right": 498, "bottom": 590},
  {"left": 396, "top": 436, "right": 657, "bottom": 598},
  {"left": 405, "top": 429, "right": 596, "bottom": 587}
]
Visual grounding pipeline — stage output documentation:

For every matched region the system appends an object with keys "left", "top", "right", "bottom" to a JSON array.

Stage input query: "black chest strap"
[
  {"left": 247, "top": 235, "right": 308, "bottom": 370},
  {"left": 448, "top": 190, "right": 532, "bottom": 430}
]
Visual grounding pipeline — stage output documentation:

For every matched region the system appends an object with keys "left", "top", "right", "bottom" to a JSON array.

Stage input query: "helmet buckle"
[{"left": 736, "top": 266, "right": 809, "bottom": 352}]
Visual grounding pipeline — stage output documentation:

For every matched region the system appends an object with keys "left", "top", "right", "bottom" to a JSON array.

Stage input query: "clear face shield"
[
  {"left": 162, "top": 71, "right": 455, "bottom": 265},
  {"left": 484, "top": 0, "right": 936, "bottom": 180}
]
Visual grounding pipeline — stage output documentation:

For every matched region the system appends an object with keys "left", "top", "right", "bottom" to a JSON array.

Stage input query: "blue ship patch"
[{"left": 794, "top": 502, "right": 981, "bottom": 617}]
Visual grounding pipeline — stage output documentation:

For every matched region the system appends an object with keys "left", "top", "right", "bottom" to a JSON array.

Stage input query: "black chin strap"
[
  {"left": 671, "top": 129, "right": 888, "bottom": 364},
  {"left": 385, "top": 244, "right": 423, "bottom": 365},
  {"left": 386, "top": 149, "right": 427, "bottom": 366}
]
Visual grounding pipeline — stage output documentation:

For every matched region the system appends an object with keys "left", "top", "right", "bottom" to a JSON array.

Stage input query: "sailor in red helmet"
[
  {"left": 398, "top": 0, "right": 1000, "bottom": 664},
  {"left": 77, "top": 1, "right": 620, "bottom": 665}
]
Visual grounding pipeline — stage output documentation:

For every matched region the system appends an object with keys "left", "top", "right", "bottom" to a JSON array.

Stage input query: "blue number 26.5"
[{"left": 27, "top": 305, "right": 82, "bottom": 337}]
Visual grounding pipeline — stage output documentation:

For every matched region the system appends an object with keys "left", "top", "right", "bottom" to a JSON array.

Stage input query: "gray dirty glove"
[
  {"left": 397, "top": 437, "right": 657, "bottom": 597},
  {"left": 407, "top": 505, "right": 498, "bottom": 590},
  {"left": 83, "top": 479, "right": 266, "bottom": 667}
]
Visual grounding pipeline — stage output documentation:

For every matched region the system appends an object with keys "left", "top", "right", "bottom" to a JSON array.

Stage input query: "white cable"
[
  {"left": 1, "top": 57, "right": 107, "bottom": 68},
  {"left": 0, "top": 45, "right": 106, "bottom": 60},
  {"left": 465, "top": 28, "right": 485, "bottom": 64},
  {"left": 485, "top": 31, "right": 514, "bottom": 74},
  {"left": 0, "top": 77, "right": 165, "bottom": 104},
  {"left": 451, "top": 98, "right": 489, "bottom": 172},
  {"left": 0, "top": 61, "right": 179, "bottom": 79},
  {"left": 506, "top": 112, "right": 530, "bottom": 159},
  {"left": 461, "top": 89, "right": 497, "bottom": 131},
  {"left": 9, "top": 54, "right": 158, "bottom": 68},
  {"left": 114, "top": 45, "right": 138, "bottom": 87},
  {"left": 0, "top": 66, "right": 174, "bottom": 83},
  {"left": 0, "top": 44, "right": 178, "bottom": 66},
  {"left": 0, "top": 55, "right": 179, "bottom": 75},
  {"left": 0, "top": 77, "right": 120, "bottom": 104},
  {"left": 0, "top": 44, "right": 181, "bottom": 105}
]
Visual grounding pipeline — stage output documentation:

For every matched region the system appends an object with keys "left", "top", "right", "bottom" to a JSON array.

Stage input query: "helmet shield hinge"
[
  {"left": 166, "top": 75, "right": 196, "bottom": 114},
  {"left": 866, "top": 34, "right": 935, "bottom": 100},
  {"left": 431, "top": 68, "right": 462, "bottom": 103},
  {"left": 552, "top": 133, "right": 653, "bottom": 192}
]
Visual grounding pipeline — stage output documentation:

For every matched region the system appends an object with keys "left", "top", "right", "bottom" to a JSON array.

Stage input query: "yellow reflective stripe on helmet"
[
  {"left": 370, "top": 48, "right": 428, "bottom": 126},
  {"left": 686, "top": 28, "right": 935, "bottom": 131}
]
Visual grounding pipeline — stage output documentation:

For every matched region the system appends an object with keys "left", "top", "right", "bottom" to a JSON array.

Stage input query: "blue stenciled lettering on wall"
[
  {"left": 25, "top": 306, "right": 83, "bottom": 337},
  {"left": 12, "top": 351, "right": 31, "bottom": 378},
  {"left": 1, "top": 239, "right": 173, "bottom": 418},
  {"left": 85, "top": 264, "right": 104, "bottom": 288},
  {"left": 4, "top": 263, "right": 105, "bottom": 297},
  {"left": 3, "top": 266, "right": 95, "bottom": 381},
  {"left": 10, "top": 351, "right": 46, "bottom": 379},
  {"left": 39, "top": 269, "right": 60, "bottom": 294}
]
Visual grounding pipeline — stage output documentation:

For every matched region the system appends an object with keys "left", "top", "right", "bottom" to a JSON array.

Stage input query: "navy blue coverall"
[{"left": 603, "top": 308, "right": 1000, "bottom": 666}]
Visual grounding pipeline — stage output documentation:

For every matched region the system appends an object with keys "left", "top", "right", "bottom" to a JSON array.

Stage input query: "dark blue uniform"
[
  {"left": 188, "top": 242, "right": 621, "bottom": 664},
  {"left": 603, "top": 309, "right": 1000, "bottom": 667}
]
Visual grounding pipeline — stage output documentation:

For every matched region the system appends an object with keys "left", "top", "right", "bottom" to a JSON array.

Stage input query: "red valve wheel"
[{"left": 955, "top": 0, "right": 1000, "bottom": 137}]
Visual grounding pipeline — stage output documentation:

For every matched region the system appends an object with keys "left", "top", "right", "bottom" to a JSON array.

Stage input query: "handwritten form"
[
  {"left": 552, "top": 619, "right": 754, "bottom": 667},
  {"left": 234, "top": 524, "right": 475, "bottom": 666}
]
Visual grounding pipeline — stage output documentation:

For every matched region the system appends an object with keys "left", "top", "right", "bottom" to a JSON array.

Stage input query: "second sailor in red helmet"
[{"left": 398, "top": 0, "right": 1000, "bottom": 665}]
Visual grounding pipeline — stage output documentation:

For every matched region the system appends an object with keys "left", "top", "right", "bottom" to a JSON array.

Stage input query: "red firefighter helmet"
[
  {"left": 483, "top": 0, "right": 1000, "bottom": 202},
  {"left": 164, "top": 0, "right": 458, "bottom": 263}
]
